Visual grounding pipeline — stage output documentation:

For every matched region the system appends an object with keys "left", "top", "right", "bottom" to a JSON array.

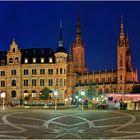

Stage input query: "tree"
[
  {"left": 131, "top": 85, "right": 140, "bottom": 93},
  {"left": 40, "top": 87, "right": 52, "bottom": 103}
]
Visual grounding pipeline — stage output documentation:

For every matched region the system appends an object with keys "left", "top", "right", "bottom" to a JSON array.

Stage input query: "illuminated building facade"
[{"left": 66, "top": 16, "right": 138, "bottom": 97}]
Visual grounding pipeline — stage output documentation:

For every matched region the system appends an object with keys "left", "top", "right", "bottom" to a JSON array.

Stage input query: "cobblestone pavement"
[{"left": 0, "top": 108, "right": 140, "bottom": 139}]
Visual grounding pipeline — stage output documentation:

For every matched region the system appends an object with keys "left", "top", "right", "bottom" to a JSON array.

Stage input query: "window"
[
  {"left": 11, "top": 80, "right": 16, "bottom": 86},
  {"left": 24, "top": 69, "right": 28, "bottom": 75},
  {"left": 13, "top": 48, "right": 15, "bottom": 52},
  {"left": 60, "top": 57, "right": 63, "bottom": 62},
  {"left": 48, "top": 69, "right": 53, "bottom": 74},
  {"left": 49, "top": 57, "right": 53, "bottom": 63},
  {"left": 102, "top": 78, "right": 105, "bottom": 83},
  {"left": 40, "top": 69, "right": 45, "bottom": 75},
  {"left": 24, "top": 90, "right": 28, "bottom": 97},
  {"left": 56, "top": 79, "right": 58, "bottom": 86},
  {"left": 1, "top": 60, "right": 5, "bottom": 65},
  {"left": 15, "top": 57, "right": 19, "bottom": 63},
  {"left": 9, "top": 58, "right": 13, "bottom": 63},
  {"left": 24, "top": 79, "right": 28, "bottom": 86},
  {"left": 32, "top": 90, "right": 36, "bottom": 97},
  {"left": 1, "top": 81, "right": 5, "bottom": 87},
  {"left": 108, "top": 77, "right": 111, "bottom": 82},
  {"left": 33, "top": 58, "right": 36, "bottom": 63},
  {"left": 60, "top": 68, "right": 63, "bottom": 74},
  {"left": 41, "top": 58, "right": 44, "bottom": 63},
  {"left": 24, "top": 58, "right": 28, "bottom": 63},
  {"left": 11, "top": 90, "right": 16, "bottom": 98},
  {"left": 32, "top": 69, "right": 36, "bottom": 75},
  {"left": 60, "top": 79, "right": 63, "bottom": 86},
  {"left": 1, "top": 71, "right": 5, "bottom": 76},
  {"left": 32, "top": 79, "right": 36, "bottom": 86},
  {"left": 56, "top": 68, "right": 58, "bottom": 74},
  {"left": 11, "top": 70, "right": 16, "bottom": 75},
  {"left": 48, "top": 79, "right": 53, "bottom": 86},
  {"left": 40, "top": 79, "right": 44, "bottom": 86}
]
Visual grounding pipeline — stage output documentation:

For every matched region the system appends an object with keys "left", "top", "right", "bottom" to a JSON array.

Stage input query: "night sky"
[{"left": 0, "top": 1, "right": 140, "bottom": 80}]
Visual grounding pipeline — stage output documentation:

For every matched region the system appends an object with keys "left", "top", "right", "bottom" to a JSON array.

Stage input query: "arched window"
[
  {"left": 11, "top": 90, "right": 16, "bottom": 98},
  {"left": 9, "top": 58, "right": 13, "bottom": 63},
  {"left": 11, "top": 80, "right": 16, "bottom": 86},
  {"left": 15, "top": 57, "right": 19, "bottom": 63},
  {"left": 24, "top": 90, "right": 28, "bottom": 97},
  {"left": 32, "top": 90, "right": 36, "bottom": 97}
]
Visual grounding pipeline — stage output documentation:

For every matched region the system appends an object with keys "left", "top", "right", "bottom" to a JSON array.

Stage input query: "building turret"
[{"left": 55, "top": 21, "right": 67, "bottom": 100}]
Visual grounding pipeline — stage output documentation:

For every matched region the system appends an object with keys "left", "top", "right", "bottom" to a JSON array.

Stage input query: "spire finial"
[
  {"left": 59, "top": 20, "right": 63, "bottom": 47},
  {"left": 120, "top": 15, "right": 124, "bottom": 36},
  {"left": 11, "top": 38, "right": 16, "bottom": 45}
]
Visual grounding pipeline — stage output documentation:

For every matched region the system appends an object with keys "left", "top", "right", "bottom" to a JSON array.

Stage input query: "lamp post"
[
  {"left": 54, "top": 90, "right": 58, "bottom": 110},
  {"left": 65, "top": 98, "right": 68, "bottom": 106},
  {"left": 81, "top": 90, "right": 85, "bottom": 110},
  {"left": 1, "top": 92, "right": 5, "bottom": 111}
]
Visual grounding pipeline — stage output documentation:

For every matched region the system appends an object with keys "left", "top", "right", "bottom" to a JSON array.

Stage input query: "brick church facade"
[{"left": 66, "top": 16, "right": 138, "bottom": 97}]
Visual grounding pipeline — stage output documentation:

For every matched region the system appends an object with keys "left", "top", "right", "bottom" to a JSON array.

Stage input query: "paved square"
[{"left": 0, "top": 108, "right": 140, "bottom": 139}]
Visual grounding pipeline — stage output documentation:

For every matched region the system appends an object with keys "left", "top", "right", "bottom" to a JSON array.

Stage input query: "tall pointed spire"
[
  {"left": 76, "top": 16, "right": 83, "bottom": 46},
  {"left": 76, "top": 16, "right": 81, "bottom": 37},
  {"left": 125, "top": 31, "right": 129, "bottom": 48},
  {"left": 120, "top": 16, "right": 124, "bottom": 39},
  {"left": 59, "top": 20, "right": 63, "bottom": 47}
]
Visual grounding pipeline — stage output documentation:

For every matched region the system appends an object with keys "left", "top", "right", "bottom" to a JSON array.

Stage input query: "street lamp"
[
  {"left": 1, "top": 92, "right": 5, "bottom": 111},
  {"left": 65, "top": 98, "right": 68, "bottom": 106},
  {"left": 54, "top": 90, "right": 58, "bottom": 110},
  {"left": 81, "top": 90, "right": 85, "bottom": 110}
]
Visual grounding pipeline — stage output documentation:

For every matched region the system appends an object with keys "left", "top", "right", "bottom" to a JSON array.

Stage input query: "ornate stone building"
[
  {"left": 0, "top": 23, "right": 67, "bottom": 104},
  {"left": 66, "top": 16, "right": 138, "bottom": 97}
]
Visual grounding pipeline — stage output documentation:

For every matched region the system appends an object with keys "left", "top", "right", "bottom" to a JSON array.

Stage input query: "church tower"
[
  {"left": 125, "top": 32, "right": 132, "bottom": 71},
  {"left": 73, "top": 17, "right": 87, "bottom": 74},
  {"left": 117, "top": 16, "right": 127, "bottom": 92}
]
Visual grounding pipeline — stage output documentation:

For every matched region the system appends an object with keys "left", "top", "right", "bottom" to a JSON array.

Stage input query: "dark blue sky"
[{"left": 0, "top": 1, "right": 140, "bottom": 80}]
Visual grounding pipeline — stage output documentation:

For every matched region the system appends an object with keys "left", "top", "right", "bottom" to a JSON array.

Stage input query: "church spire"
[
  {"left": 125, "top": 31, "right": 129, "bottom": 48},
  {"left": 59, "top": 20, "right": 63, "bottom": 47},
  {"left": 120, "top": 16, "right": 125, "bottom": 40},
  {"left": 76, "top": 16, "right": 83, "bottom": 46}
]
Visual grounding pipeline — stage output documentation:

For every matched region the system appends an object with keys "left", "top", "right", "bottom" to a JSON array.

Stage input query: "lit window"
[
  {"left": 41, "top": 58, "right": 44, "bottom": 63},
  {"left": 32, "top": 90, "right": 36, "bottom": 97},
  {"left": 33, "top": 58, "right": 36, "bottom": 63},
  {"left": 24, "top": 90, "right": 28, "bottom": 97},
  {"left": 49, "top": 58, "right": 53, "bottom": 63},
  {"left": 60, "top": 57, "right": 63, "bottom": 61},
  {"left": 24, "top": 58, "right": 28, "bottom": 63}
]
